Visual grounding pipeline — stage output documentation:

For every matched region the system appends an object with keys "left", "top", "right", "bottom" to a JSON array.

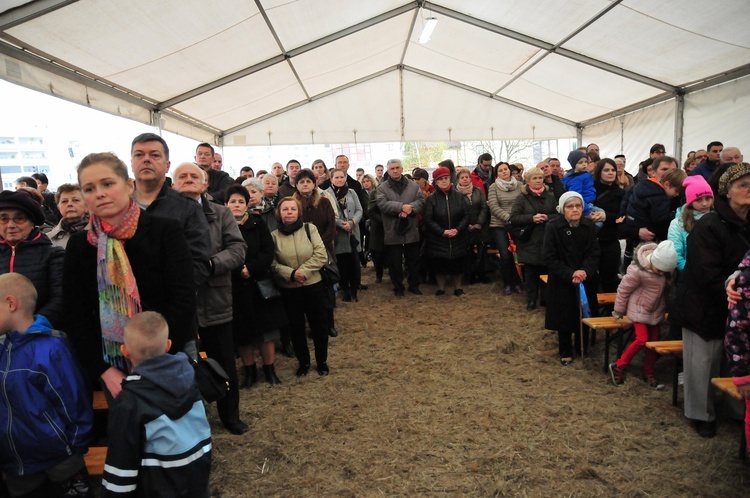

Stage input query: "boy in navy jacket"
[
  {"left": 102, "top": 312, "right": 211, "bottom": 497},
  {"left": 0, "top": 273, "right": 93, "bottom": 497}
]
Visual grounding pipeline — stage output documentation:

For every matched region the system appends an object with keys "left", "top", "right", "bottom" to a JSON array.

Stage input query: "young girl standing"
[
  {"left": 609, "top": 240, "right": 678, "bottom": 387},
  {"left": 668, "top": 175, "right": 714, "bottom": 272}
]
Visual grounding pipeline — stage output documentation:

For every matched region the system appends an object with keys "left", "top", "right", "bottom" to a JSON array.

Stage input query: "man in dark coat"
[{"left": 195, "top": 143, "right": 234, "bottom": 203}]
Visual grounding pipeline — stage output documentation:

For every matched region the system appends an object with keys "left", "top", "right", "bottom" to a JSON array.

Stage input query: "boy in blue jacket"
[
  {"left": 0, "top": 273, "right": 93, "bottom": 497},
  {"left": 102, "top": 311, "right": 212, "bottom": 497},
  {"left": 562, "top": 150, "right": 597, "bottom": 215}
]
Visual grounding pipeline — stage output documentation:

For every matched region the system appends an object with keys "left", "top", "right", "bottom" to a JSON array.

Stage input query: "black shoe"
[
  {"left": 328, "top": 327, "right": 339, "bottom": 338},
  {"left": 376, "top": 277, "right": 383, "bottom": 283},
  {"left": 526, "top": 300, "right": 537, "bottom": 311},
  {"left": 351, "top": 292, "right": 358, "bottom": 302},
  {"left": 561, "top": 358, "right": 573, "bottom": 366},
  {"left": 281, "top": 340, "right": 295, "bottom": 358},
  {"left": 394, "top": 289, "right": 405, "bottom": 297},
  {"left": 242, "top": 365, "right": 258, "bottom": 389},
  {"left": 296, "top": 364, "right": 310, "bottom": 377},
  {"left": 225, "top": 420, "right": 249, "bottom": 435},
  {"left": 454, "top": 288, "right": 465, "bottom": 296},
  {"left": 695, "top": 420, "right": 717, "bottom": 438},
  {"left": 317, "top": 362, "right": 330, "bottom": 376},
  {"left": 359, "top": 284, "right": 368, "bottom": 290},
  {"left": 263, "top": 364, "right": 282, "bottom": 385},
  {"left": 341, "top": 292, "right": 352, "bottom": 302},
  {"left": 435, "top": 289, "right": 446, "bottom": 296},
  {"left": 408, "top": 287, "right": 423, "bottom": 295}
]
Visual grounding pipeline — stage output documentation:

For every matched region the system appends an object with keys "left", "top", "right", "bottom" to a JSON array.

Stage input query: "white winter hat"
[
  {"left": 556, "top": 191, "right": 584, "bottom": 213},
  {"left": 649, "top": 240, "right": 677, "bottom": 273}
]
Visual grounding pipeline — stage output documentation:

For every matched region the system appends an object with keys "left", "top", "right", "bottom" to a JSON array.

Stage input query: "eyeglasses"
[{"left": 0, "top": 215, "right": 30, "bottom": 225}]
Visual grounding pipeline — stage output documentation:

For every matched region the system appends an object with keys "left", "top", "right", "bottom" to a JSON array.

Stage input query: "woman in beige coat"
[
  {"left": 271, "top": 197, "right": 330, "bottom": 377},
  {"left": 488, "top": 162, "right": 523, "bottom": 294}
]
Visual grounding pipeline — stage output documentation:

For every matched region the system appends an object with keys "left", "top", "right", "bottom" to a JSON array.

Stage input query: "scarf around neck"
[
  {"left": 60, "top": 214, "right": 90, "bottom": 234},
  {"left": 456, "top": 182, "right": 473, "bottom": 197},
  {"left": 87, "top": 199, "right": 142, "bottom": 373},
  {"left": 333, "top": 184, "right": 349, "bottom": 199},
  {"left": 278, "top": 218, "right": 304, "bottom": 236},
  {"left": 495, "top": 176, "right": 518, "bottom": 192}
]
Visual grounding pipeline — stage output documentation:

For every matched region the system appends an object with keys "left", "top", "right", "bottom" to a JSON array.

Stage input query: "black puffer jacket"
[
  {"left": 593, "top": 181, "right": 626, "bottom": 242},
  {"left": 0, "top": 229, "right": 64, "bottom": 327},
  {"left": 671, "top": 195, "right": 750, "bottom": 340},
  {"left": 509, "top": 185, "right": 559, "bottom": 266},
  {"left": 423, "top": 187, "right": 470, "bottom": 260},
  {"left": 625, "top": 178, "right": 679, "bottom": 241}
]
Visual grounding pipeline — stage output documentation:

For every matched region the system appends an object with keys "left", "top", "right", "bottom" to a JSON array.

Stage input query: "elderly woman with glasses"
[{"left": 0, "top": 190, "right": 64, "bottom": 327}]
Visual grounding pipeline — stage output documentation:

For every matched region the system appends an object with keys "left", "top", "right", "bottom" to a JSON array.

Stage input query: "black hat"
[{"left": 0, "top": 190, "right": 45, "bottom": 226}]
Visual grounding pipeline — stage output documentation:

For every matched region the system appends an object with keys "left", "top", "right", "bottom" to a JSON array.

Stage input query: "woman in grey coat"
[{"left": 327, "top": 169, "right": 363, "bottom": 301}]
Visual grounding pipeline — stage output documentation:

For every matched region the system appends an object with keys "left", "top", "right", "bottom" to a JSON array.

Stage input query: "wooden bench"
[
  {"left": 93, "top": 391, "right": 109, "bottom": 411},
  {"left": 597, "top": 293, "right": 616, "bottom": 305},
  {"left": 646, "top": 340, "right": 683, "bottom": 406},
  {"left": 85, "top": 446, "right": 108, "bottom": 477},
  {"left": 711, "top": 378, "right": 746, "bottom": 460},
  {"left": 711, "top": 377, "right": 743, "bottom": 401},
  {"left": 581, "top": 316, "right": 632, "bottom": 370}
]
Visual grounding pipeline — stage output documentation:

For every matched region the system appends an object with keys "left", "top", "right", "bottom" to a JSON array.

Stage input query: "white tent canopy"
[{"left": 2, "top": 0, "right": 749, "bottom": 157}]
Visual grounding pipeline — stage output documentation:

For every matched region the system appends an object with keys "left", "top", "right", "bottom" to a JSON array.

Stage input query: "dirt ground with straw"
[{"left": 207, "top": 266, "right": 750, "bottom": 497}]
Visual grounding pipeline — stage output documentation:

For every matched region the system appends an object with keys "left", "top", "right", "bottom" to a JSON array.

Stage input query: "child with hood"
[{"left": 609, "top": 240, "right": 678, "bottom": 388}]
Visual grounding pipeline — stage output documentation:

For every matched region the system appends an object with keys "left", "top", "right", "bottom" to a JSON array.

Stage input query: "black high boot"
[
  {"left": 263, "top": 364, "right": 282, "bottom": 385},
  {"left": 242, "top": 364, "right": 258, "bottom": 389}
]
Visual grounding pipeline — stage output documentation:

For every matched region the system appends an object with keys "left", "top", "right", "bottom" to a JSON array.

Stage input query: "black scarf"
[
  {"left": 333, "top": 184, "right": 349, "bottom": 199},
  {"left": 278, "top": 218, "right": 303, "bottom": 236},
  {"left": 60, "top": 215, "right": 90, "bottom": 234}
]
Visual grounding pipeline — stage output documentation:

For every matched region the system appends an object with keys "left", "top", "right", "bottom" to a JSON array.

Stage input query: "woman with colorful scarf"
[
  {"left": 63, "top": 152, "right": 195, "bottom": 398},
  {"left": 44, "top": 183, "right": 89, "bottom": 249}
]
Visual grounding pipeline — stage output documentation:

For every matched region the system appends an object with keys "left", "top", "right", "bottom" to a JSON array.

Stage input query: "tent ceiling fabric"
[{"left": 1, "top": 0, "right": 749, "bottom": 145}]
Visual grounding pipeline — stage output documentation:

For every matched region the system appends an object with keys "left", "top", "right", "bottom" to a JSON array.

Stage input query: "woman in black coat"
[
  {"left": 63, "top": 153, "right": 195, "bottom": 397},
  {"left": 543, "top": 192, "right": 600, "bottom": 365},
  {"left": 510, "top": 167, "right": 559, "bottom": 310},
  {"left": 592, "top": 159, "right": 626, "bottom": 292},
  {"left": 671, "top": 163, "right": 750, "bottom": 437},
  {"left": 423, "top": 167, "right": 470, "bottom": 296},
  {"left": 226, "top": 185, "right": 288, "bottom": 387},
  {"left": 0, "top": 190, "right": 64, "bottom": 328}
]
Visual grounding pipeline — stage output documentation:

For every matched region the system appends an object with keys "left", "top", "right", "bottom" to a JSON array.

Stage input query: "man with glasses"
[{"left": 691, "top": 141, "right": 723, "bottom": 181}]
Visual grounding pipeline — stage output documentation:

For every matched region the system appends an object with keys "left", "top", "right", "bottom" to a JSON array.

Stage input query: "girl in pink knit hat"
[{"left": 667, "top": 175, "right": 714, "bottom": 272}]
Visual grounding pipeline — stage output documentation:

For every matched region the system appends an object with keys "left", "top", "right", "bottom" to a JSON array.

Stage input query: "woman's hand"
[
  {"left": 532, "top": 213, "right": 548, "bottom": 224},
  {"left": 588, "top": 211, "right": 605, "bottom": 222},
  {"left": 572, "top": 270, "right": 587, "bottom": 284},
  {"left": 241, "top": 265, "right": 250, "bottom": 279},
  {"left": 293, "top": 270, "right": 306, "bottom": 283},
  {"left": 342, "top": 221, "right": 352, "bottom": 232},
  {"left": 101, "top": 367, "right": 126, "bottom": 398},
  {"left": 443, "top": 228, "right": 458, "bottom": 238},
  {"left": 639, "top": 227, "right": 655, "bottom": 241},
  {"left": 727, "top": 278, "right": 742, "bottom": 307}
]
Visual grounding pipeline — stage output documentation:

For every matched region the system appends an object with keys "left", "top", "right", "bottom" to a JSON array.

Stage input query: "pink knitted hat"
[{"left": 683, "top": 175, "right": 713, "bottom": 206}]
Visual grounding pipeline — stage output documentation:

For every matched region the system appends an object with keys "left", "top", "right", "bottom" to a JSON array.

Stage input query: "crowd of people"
[{"left": 1, "top": 135, "right": 750, "bottom": 496}]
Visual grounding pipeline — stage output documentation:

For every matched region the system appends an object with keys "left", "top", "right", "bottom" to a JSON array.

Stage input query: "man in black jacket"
[
  {"left": 195, "top": 143, "right": 233, "bottom": 203},
  {"left": 130, "top": 133, "right": 211, "bottom": 288}
]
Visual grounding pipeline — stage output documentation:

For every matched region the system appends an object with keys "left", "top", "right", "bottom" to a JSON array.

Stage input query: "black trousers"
[
  {"left": 337, "top": 251, "right": 361, "bottom": 295},
  {"left": 281, "top": 282, "right": 329, "bottom": 366},
  {"left": 200, "top": 321, "right": 241, "bottom": 426},
  {"left": 598, "top": 238, "right": 622, "bottom": 293},
  {"left": 385, "top": 242, "right": 421, "bottom": 291},
  {"left": 524, "top": 263, "right": 546, "bottom": 304},
  {"left": 371, "top": 250, "right": 384, "bottom": 280}
]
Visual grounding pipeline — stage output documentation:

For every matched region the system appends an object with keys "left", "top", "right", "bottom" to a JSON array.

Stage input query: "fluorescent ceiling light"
[{"left": 419, "top": 17, "right": 438, "bottom": 44}]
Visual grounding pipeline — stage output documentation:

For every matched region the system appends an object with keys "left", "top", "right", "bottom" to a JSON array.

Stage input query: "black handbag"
[
  {"left": 193, "top": 357, "right": 229, "bottom": 402},
  {"left": 510, "top": 223, "right": 536, "bottom": 243},
  {"left": 303, "top": 223, "right": 341, "bottom": 287},
  {"left": 255, "top": 277, "right": 281, "bottom": 300}
]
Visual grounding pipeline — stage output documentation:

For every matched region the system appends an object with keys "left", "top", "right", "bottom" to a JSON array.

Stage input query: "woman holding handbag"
[
  {"left": 226, "top": 184, "right": 287, "bottom": 387},
  {"left": 327, "top": 169, "right": 363, "bottom": 302},
  {"left": 271, "top": 197, "right": 330, "bottom": 376}
]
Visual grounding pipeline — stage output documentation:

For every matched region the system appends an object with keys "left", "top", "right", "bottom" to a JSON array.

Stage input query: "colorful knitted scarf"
[{"left": 87, "top": 199, "right": 141, "bottom": 373}]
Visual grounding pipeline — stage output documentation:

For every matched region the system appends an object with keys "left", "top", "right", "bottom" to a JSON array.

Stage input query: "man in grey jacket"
[
  {"left": 173, "top": 162, "right": 249, "bottom": 435},
  {"left": 376, "top": 159, "right": 425, "bottom": 296}
]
